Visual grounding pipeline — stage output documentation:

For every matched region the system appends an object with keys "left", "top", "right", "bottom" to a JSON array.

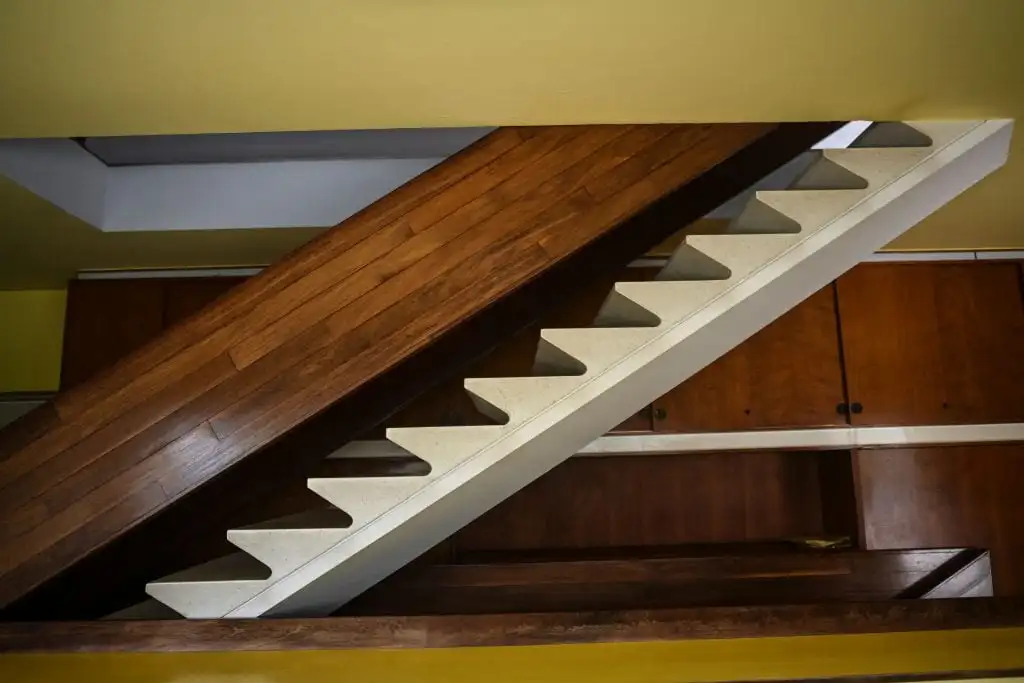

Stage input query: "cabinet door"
[
  {"left": 60, "top": 279, "right": 166, "bottom": 390},
  {"left": 837, "top": 262, "right": 1024, "bottom": 426},
  {"left": 651, "top": 285, "right": 846, "bottom": 432}
]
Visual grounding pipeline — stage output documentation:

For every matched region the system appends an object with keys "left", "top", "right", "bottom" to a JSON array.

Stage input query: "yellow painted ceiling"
[{"left": 1, "top": 0, "right": 1023, "bottom": 288}]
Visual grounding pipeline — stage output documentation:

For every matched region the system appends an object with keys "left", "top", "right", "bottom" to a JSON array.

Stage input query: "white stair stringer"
[{"left": 146, "top": 120, "right": 1013, "bottom": 619}]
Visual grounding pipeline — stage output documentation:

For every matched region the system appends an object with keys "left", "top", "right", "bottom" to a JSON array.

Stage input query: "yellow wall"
[
  {"left": 2, "top": 628, "right": 1024, "bottom": 683},
  {"left": 0, "top": 0, "right": 1023, "bottom": 288},
  {"left": 0, "top": 289, "right": 66, "bottom": 392}
]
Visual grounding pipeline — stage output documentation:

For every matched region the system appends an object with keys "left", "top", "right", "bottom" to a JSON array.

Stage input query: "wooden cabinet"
[
  {"left": 837, "top": 263, "right": 1024, "bottom": 426},
  {"left": 651, "top": 285, "right": 847, "bottom": 432}
]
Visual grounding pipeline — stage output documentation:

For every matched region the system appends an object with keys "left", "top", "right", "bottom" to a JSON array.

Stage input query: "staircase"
[
  {"left": 5, "top": 122, "right": 839, "bottom": 609},
  {"left": 146, "top": 120, "right": 1013, "bottom": 618}
]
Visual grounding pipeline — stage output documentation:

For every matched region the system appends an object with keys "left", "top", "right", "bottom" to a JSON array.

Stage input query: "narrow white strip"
[
  {"left": 329, "top": 423, "right": 1024, "bottom": 459},
  {"left": 78, "top": 267, "right": 264, "bottom": 280},
  {"left": 863, "top": 251, "right": 977, "bottom": 262},
  {"left": 975, "top": 250, "right": 1024, "bottom": 261},
  {"left": 852, "top": 423, "right": 1024, "bottom": 447}
]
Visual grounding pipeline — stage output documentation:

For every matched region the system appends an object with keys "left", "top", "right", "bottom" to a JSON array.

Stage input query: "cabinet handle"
[
  {"left": 850, "top": 402, "right": 864, "bottom": 415},
  {"left": 836, "top": 402, "right": 850, "bottom": 415},
  {"left": 653, "top": 407, "right": 667, "bottom": 421}
]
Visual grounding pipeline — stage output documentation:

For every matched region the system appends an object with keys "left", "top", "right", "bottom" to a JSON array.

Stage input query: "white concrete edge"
[
  {"left": 630, "top": 250, "right": 1022, "bottom": 269},
  {"left": 329, "top": 423, "right": 1024, "bottom": 459}
]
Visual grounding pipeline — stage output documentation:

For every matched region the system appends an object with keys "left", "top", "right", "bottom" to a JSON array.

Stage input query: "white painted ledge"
[{"left": 330, "top": 423, "right": 1024, "bottom": 460}]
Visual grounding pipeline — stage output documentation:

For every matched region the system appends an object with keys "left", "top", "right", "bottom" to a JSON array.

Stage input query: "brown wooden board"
[
  {"left": 855, "top": 443, "right": 1024, "bottom": 596},
  {"left": 59, "top": 279, "right": 166, "bottom": 390},
  {"left": 836, "top": 263, "right": 1024, "bottom": 426},
  {"left": 339, "top": 548, "right": 975, "bottom": 616},
  {"left": 651, "top": 284, "right": 847, "bottom": 431},
  {"left": 2, "top": 598, "right": 1022, "bottom": 653},
  {"left": 162, "top": 277, "right": 247, "bottom": 328}
]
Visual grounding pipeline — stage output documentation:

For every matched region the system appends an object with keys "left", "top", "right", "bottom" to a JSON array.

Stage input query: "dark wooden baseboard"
[{"left": 2, "top": 598, "right": 1023, "bottom": 654}]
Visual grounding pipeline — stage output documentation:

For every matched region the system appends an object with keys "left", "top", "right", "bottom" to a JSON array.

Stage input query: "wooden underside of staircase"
[{"left": 0, "top": 122, "right": 840, "bottom": 608}]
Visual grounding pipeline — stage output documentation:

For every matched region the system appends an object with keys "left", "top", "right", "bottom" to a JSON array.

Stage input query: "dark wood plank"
[
  {"left": 451, "top": 451, "right": 828, "bottom": 554},
  {"left": 856, "top": 444, "right": 1024, "bottom": 596},
  {"left": 836, "top": 263, "right": 1024, "bottom": 426},
  {"left": 162, "top": 277, "right": 247, "bottom": 328},
  {"left": 0, "top": 122, "right": 840, "bottom": 612},
  {"left": 651, "top": 285, "right": 846, "bottom": 432},
  {"left": 60, "top": 279, "right": 166, "bottom": 390},
  {"left": 2, "top": 598, "right": 1023, "bottom": 653},
  {"left": 818, "top": 450, "right": 861, "bottom": 546},
  {"left": 340, "top": 549, "right": 963, "bottom": 616}
]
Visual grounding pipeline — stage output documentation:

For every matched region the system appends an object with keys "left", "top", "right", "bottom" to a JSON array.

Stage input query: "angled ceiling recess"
[{"left": 0, "top": 125, "right": 870, "bottom": 232}]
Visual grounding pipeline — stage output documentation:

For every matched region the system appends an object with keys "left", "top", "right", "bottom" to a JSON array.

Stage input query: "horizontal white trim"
[
  {"left": 864, "top": 250, "right": 1024, "bottom": 263},
  {"left": 635, "top": 252, "right": 1018, "bottom": 269},
  {"left": 330, "top": 423, "right": 1024, "bottom": 459},
  {"left": 975, "top": 249, "right": 1024, "bottom": 261},
  {"left": 78, "top": 267, "right": 264, "bottom": 280},
  {"left": 863, "top": 251, "right": 977, "bottom": 262}
]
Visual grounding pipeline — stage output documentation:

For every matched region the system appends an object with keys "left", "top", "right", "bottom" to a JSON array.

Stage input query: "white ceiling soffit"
[{"left": 0, "top": 123, "right": 868, "bottom": 232}]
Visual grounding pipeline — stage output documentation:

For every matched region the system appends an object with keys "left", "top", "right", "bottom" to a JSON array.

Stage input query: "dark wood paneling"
[
  {"left": 60, "top": 280, "right": 166, "bottom": 390},
  {"left": 818, "top": 450, "right": 861, "bottom": 546},
  {"left": 162, "top": 277, "right": 247, "bottom": 328},
  {"left": 837, "top": 263, "right": 1024, "bottom": 426},
  {"left": 3, "top": 598, "right": 1023, "bottom": 653},
  {"left": 856, "top": 444, "right": 1024, "bottom": 596},
  {"left": 451, "top": 451, "right": 828, "bottom": 554},
  {"left": 340, "top": 548, "right": 967, "bottom": 616},
  {"left": 0, "top": 122, "right": 840, "bottom": 608},
  {"left": 652, "top": 285, "right": 846, "bottom": 432}
]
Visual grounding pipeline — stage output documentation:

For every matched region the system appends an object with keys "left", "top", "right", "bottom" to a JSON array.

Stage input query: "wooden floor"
[{"left": 0, "top": 122, "right": 840, "bottom": 608}]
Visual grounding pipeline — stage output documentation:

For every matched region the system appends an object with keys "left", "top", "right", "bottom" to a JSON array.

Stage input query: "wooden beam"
[{"left": 1, "top": 599, "right": 1023, "bottom": 654}]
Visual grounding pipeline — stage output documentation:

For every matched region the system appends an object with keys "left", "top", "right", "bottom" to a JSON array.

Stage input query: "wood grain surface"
[
  {"left": 339, "top": 548, "right": 976, "bottom": 616},
  {"left": 2, "top": 598, "right": 1021, "bottom": 653},
  {"left": 837, "top": 263, "right": 1024, "bottom": 426}
]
